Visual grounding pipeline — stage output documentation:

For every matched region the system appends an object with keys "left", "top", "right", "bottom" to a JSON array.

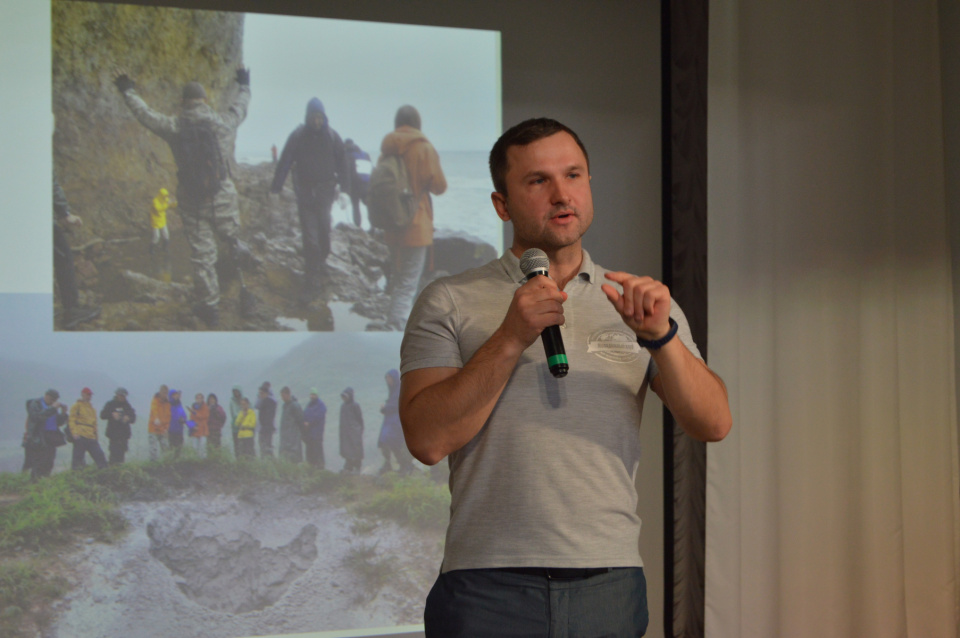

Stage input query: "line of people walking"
[{"left": 22, "top": 370, "right": 412, "bottom": 479}]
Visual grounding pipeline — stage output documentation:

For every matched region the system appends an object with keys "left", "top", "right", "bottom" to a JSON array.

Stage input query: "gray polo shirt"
[{"left": 400, "top": 250, "right": 701, "bottom": 572}]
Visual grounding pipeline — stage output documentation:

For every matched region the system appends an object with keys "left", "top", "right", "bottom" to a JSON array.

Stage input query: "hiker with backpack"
[
  {"left": 270, "top": 98, "right": 351, "bottom": 304},
  {"left": 68, "top": 387, "right": 108, "bottom": 470},
  {"left": 368, "top": 105, "right": 447, "bottom": 331},
  {"left": 24, "top": 389, "right": 69, "bottom": 479},
  {"left": 113, "top": 66, "right": 251, "bottom": 328}
]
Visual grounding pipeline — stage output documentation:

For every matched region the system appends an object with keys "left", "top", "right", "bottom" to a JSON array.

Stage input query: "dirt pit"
[{"left": 52, "top": 485, "right": 441, "bottom": 637}]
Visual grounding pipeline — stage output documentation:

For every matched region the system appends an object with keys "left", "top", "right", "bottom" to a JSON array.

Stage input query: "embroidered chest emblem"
[{"left": 587, "top": 329, "right": 642, "bottom": 363}]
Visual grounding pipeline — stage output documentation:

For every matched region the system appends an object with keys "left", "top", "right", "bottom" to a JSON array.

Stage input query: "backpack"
[
  {"left": 176, "top": 118, "right": 224, "bottom": 202},
  {"left": 367, "top": 153, "right": 417, "bottom": 232}
]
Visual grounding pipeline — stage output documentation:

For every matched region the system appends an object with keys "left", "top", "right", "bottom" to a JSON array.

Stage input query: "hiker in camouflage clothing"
[{"left": 113, "top": 67, "right": 251, "bottom": 328}]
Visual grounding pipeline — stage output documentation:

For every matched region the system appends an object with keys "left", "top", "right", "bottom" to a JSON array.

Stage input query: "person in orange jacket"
[
  {"left": 378, "top": 105, "right": 447, "bottom": 331},
  {"left": 148, "top": 384, "right": 171, "bottom": 460}
]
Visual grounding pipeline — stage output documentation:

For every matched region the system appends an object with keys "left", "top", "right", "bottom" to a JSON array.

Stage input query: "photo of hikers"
[
  {"left": 1, "top": 294, "right": 449, "bottom": 637},
  {"left": 51, "top": 0, "right": 500, "bottom": 331}
]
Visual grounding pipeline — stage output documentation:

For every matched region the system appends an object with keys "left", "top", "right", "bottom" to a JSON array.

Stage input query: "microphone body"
[{"left": 519, "top": 248, "right": 569, "bottom": 378}]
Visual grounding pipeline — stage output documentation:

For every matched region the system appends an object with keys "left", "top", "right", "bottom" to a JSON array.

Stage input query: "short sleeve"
[{"left": 400, "top": 279, "right": 464, "bottom": 375}]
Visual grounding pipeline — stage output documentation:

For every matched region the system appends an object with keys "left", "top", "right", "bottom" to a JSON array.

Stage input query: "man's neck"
[{"left": 510, "top": 243, "right": 583, "bottom": 290}]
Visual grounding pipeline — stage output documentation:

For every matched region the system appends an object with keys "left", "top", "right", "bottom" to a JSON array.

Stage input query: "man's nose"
[{"left": 550, "top": 180, "right": 572, "bottom": 206}]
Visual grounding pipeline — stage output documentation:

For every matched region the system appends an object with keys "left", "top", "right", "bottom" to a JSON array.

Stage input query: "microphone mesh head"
[{"left": 519, "top": 248, "right": 549, "bottom": 276}]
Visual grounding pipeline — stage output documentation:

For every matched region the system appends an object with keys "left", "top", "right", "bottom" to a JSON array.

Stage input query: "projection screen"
[{"left": 0, "top": 1, "right": 661, "bottom": 637}]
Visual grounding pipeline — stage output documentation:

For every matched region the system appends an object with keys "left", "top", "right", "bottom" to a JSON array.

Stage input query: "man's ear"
[{"left": 491, "top": 191, "right": 510, "bottom": 222}]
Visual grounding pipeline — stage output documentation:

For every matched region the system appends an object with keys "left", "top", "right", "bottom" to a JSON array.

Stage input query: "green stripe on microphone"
[{"left": 547, "top": 354, "right": 568, "bottom": 367}]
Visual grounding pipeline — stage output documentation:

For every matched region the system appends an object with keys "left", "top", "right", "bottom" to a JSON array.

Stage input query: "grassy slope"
[{"left": 0, "top": 453, "right": 449, "bottom": 637}]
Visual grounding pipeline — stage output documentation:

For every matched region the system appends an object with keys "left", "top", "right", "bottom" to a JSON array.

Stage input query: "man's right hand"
[{"left": 497, "top": 274, "right": 567, "bottom": 355}]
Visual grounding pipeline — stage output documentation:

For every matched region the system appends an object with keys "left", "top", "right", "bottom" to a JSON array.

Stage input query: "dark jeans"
[
  {"left": 297, "top": 192, "right": 335, "bottom": 288},
  {"left": 424, "top": 567, "right": 648, "bottom": 638},
  {"left": 30, "top": 431, "right": 63, "bottom": 479},
  {"left": 169, "top": 431, "right": 184, "bottom": 458},
  {"left": 108, "top": 439, "right": 127, "bottom": 464},
  {"left": 305, "top": 439, "right": 324, "bottom": 468},
  {"left": 259, "top": 428, "right": 275, "bottom": 458},
  {"left": 237, "top": 437, "right": 255, "bottom": 459},
  {"left": 208, "top": 429, "right": 222, "bottom": 449},
  {"left": 72, "top": 438, "right": 108, "bottom": 470}
]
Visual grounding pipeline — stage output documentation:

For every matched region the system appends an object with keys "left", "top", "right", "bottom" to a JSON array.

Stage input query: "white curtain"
[{"left": 705, "top": 1, "right": 960, "bottom": 637}]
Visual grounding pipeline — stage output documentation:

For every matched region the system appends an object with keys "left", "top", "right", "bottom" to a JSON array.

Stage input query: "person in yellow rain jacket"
[
  {"left": 69, "top": 387, "right": 107, "bottom": 470},
  {"left": 234, "top": 397, "right": 257, "bottom": 459},
  {"left": 150, "top": 187, "right": 174, "bottom": 253}
]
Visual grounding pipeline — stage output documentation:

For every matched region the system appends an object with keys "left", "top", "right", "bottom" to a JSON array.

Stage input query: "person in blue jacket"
[
  {"left": 303, "top": 388, "right": 327, "bottom": 469},
  {"left": 377, "top": 369, "right": 414, "bottom": 476}
]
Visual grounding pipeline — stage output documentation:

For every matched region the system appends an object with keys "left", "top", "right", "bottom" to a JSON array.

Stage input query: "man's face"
[
  {"left": 308, "top": 112, "right": 324, "bottom": 130},
  {"left": 281, "top": 390, "right": 291, "bottom": 403},
  {"left": 491, "top": 131, "right": 594, "bottom": 255},
  {"left": 81, "top": 391, "right": 92, "bottom": 402}
]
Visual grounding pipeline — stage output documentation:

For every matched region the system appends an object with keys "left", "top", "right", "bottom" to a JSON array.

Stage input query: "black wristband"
[{"left": 636, "top": 317, "right": 678, "bottom": 350}]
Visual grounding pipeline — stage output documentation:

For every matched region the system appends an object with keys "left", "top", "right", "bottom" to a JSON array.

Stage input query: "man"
[
  {"left": 256, "top": 383, "right": 277, "bottom": 459},
  {"left": 102, "top": 387, "right": 136, "bottom": 464},
  {"left": 228, "top": 385, "right": 244, "bottom": 457},
  {"left": 24, "top": 389, "right": 68, "bottom": 479},
  {"left": 54, "top": 176, "right": 100, "bottom": 329},
  {"left": 278, "top": 386, "right": 304, "bottom": 463},
  {"left": 270, "top": 98, "right": 350, "bottom": 302},
  {"left": 338, "top": 387, "right": 364, "bottom": 474},
  {"left": 114, "top": 67, "right": 251, "bottom": 327},
  {"left": 234, "top": 397, "right": 257, "bottom": 459},
  {"left": 148, "top": 384, "right": 171, "bottom": 461},
  {"left": 303, "top": 388, "right": 327, "bottom": 469},
  {"left": 399, "top": 118, "right": 733, "bottom": 636},
  {"left": 377, "top": 105, "right": 447, "bottom": 330},
  {"left": 68, "top": 387, "right": 108, "bottom": 470}
]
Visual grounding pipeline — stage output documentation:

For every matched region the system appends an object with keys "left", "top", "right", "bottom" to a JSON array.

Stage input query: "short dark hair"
[
  {"left": 395, "top": 105, "right": 421, "bottom": 130},
  {"left": 489, "top": 118, "right": 590, "bottom": 196}
]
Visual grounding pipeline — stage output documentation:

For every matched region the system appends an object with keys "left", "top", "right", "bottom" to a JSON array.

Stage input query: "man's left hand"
[{"left": 601, "top": 272, "right": 672, "bottom": 341}]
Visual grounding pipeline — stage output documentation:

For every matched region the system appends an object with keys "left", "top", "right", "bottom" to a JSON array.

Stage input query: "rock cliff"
[{"left": 53, "top": 0, "right": 244, "bottom": 235}]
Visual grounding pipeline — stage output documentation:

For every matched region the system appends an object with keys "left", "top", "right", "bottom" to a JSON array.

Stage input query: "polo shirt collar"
[{"left": 500, "top": 249, "right": 596, "bottom": 284}]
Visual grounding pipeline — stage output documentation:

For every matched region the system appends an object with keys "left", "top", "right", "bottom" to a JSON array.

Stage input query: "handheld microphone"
[{"left": 519, "top": 248, "right": 568, "bottom": 378}]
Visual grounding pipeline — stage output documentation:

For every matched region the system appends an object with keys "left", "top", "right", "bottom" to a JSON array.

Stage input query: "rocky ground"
[
  {"left": 56, "top": 162, "right": 497, "bottom": 332},
  {"left": 49, "top": 482, "right": 442, "bottom": 637}
]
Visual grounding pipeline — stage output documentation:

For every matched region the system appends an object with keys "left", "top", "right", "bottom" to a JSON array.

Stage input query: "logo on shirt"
[{"left": 587, "top": 329, "right": 642, "bottom": 363}]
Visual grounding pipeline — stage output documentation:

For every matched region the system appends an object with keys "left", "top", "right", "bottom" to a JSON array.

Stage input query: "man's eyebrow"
[{"left": 519, "top": 163, "right": 587, "bottom": 180}]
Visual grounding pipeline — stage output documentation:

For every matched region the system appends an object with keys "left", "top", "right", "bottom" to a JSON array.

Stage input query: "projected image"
[
  {"left": 52, "top": 0, "right": 501, "bottom": 332},
  {"left": 2, "top": 294, "right": 447, "bottom": 637}
]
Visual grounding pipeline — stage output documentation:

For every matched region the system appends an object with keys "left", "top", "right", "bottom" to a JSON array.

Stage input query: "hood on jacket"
[
  {"left": 380, "top": 126, "right": 428, "bottom": 158},
  {"left": 385, "top": 369, "right": 400, "bottom": 396},
  {"left": 341, "top": 387, "right": 354, "bottom": 402},
  {"left": 305, "top": 98, "right": 327, "bottom": 128}
]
